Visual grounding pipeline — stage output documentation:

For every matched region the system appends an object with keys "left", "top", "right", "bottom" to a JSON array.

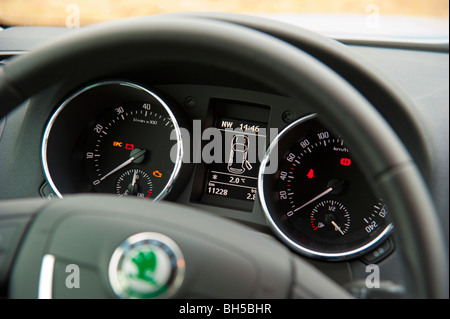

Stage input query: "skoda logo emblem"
[{"left": 108, "top": 232, "right": 185, "bottom": 299}]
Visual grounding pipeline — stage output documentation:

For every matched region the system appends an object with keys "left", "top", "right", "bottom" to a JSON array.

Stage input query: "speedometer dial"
[{"left": 259, "top": 114, "right": 392, "bottom": 260}]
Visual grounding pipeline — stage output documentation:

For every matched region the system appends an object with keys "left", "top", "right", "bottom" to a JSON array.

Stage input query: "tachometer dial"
[
  {"left": 259, "top": 114, "right": 392, "bottom": 260},
  {"left": 42, "top": 81, "right": 183, "bottom": 201},
  {"left": 84, "top": 101, "right": 176, "bottom": 199}
]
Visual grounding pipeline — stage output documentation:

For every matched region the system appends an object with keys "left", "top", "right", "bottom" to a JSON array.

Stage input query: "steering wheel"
[{"left": 0, "top": 14, "right": 447, "bottom": 299}]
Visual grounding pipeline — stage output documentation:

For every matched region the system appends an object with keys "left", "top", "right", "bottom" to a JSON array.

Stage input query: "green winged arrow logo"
[{"left": 130, "top": 250, "right": 158, "bottom": 286}]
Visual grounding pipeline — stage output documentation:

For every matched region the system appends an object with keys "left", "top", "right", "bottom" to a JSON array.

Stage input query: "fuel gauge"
[{"left": 310, "top": 200, "right": 351, "bottom": 239}]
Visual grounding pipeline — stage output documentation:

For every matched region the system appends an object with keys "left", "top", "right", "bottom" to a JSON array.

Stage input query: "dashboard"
[
  {"left": 0, "top": 13, "right": 448, "bottom": 299},
  {"left": 41, "top": 79, "right": 392, "bottom": 261}
]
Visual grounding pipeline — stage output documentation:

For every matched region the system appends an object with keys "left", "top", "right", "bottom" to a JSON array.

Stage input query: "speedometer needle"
[{"left": 293, "top": 180, "right": 344, "bottom": 213}]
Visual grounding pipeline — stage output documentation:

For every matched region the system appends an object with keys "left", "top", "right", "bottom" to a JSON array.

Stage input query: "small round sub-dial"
[
  {"left": 310, "top": 200, "right": 351, "bottom": 239},
  {"left": 116, "top": 169, "right": 153, "bottom": 200}
]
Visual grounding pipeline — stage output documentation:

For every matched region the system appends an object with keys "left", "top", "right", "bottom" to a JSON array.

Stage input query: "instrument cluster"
[{"left": 42, "top": 80, "right": 392, "bottom": 261}]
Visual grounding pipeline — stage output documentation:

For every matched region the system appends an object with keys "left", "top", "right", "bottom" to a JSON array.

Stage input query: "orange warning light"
[{"left": 153, "top": 170, "right": 162, "bottom": 178}]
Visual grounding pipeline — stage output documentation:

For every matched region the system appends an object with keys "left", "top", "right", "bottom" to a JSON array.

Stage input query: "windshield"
[{"left": 0, "top": 0, "right": 448, "bottom": 41}]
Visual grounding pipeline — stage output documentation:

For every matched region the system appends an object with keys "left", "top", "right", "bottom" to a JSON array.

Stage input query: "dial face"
[
  {"left": 259, "top": 115, "right": 392, "bottom": 260},
  {"left": 310, "top": 200, "right": 351, "bottom": 238},
  {"left": 42, "top": 81, "right": 183, "bottom": 201},
  {"left": 84, "top": 102, "right": 177, "bottom": 200},
  {"left": 116, "top": 169, "right": 154, "bottom": 199}
]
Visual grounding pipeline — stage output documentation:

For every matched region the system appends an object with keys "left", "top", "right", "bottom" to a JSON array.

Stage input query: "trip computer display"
[
  {"left": 191, "top": 100, "right": 270, "bottom": 211},
  {"left": 204, "top": 117, "right": 266, "bottom": 203}
]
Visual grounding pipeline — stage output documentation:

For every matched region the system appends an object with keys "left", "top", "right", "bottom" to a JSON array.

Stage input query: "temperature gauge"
[{"left": 116, "top": 169, "right": 153, "bottom": 199}]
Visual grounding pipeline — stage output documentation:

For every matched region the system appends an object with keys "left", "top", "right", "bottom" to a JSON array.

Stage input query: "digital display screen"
[
  {"left": 201, "top": 116, "right": 267, "bottom": 210},
  {"left": 189, "top": 99, "right": 270, "bottom": 211}
]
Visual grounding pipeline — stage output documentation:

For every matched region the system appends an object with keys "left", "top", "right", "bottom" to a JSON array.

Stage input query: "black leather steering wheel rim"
[{"left": 0, "top": 14, "right": 447, "bottom": 298}]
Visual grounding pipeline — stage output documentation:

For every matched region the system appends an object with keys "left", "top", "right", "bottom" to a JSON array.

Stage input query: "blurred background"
[
  {"left": 0, "top": 0, "right": 447, "bottom": 26},
  {"left": 0, "top": 0, "right": 448, "bottom": 41}
]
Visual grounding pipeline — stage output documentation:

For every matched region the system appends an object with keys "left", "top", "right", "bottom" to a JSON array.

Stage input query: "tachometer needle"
[
  {"left": 100, "top": 157, "right": 135, "bottom": 182},
  {"left": 293, "top": 180, "right": 344, "bottom": 213},
  {"left": 99, "top": 148, "right": 146, "bottom": 183}
]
